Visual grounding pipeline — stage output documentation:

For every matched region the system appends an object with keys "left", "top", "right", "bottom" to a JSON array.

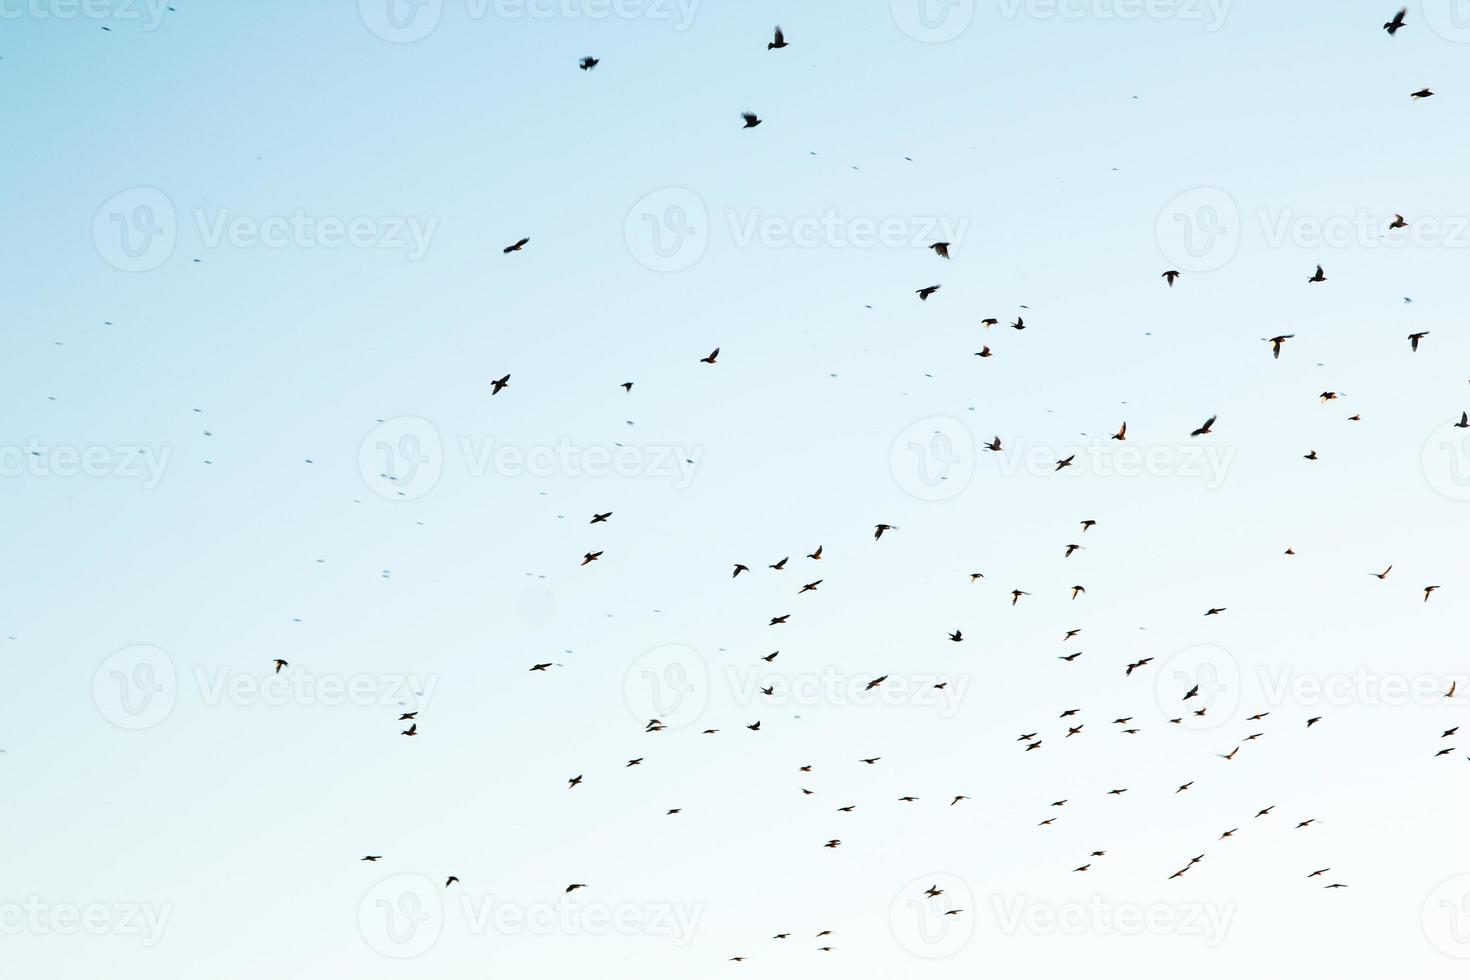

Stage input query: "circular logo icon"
[
  {"left": 1422, "top": 418, "right": 1470, "bottom": 502},
  {"left": 623, "top": 643, "right": 708, "bottom": 730},
  {"left": 93, "top": 188, "right": 176, "bottom": 272},
  {"left": 93, "top": 644, "right": 177, "bottom": 730},
  {"left": 890, "top": 417, "right": 975, "bottom": 501},
  {"left": 1422, "top": 0, "right": 1470, "bottom": 43},
  {"left": 1153, "top": 643, "right": 1240, "bottom": 731},
  {"left": 624, "top": 188, "right": 708, "bottom": 272},
  {"left": 1423, "top": 873, "right": 1470, "bottom": 958},
  {"left": 359, "top": 417, "right": 443, "bottom": 501},
  {"left": 359, "top": 0, "right": 442, "bottom": 42},
  {"left": 890, "top": 872, "right": 975, "bottom": 958},
  {"left": 1155, "top": 187, "right": 1240, "bottom": 273},
  {"left": 359, "top": 873, "right": 443, "bottom": 958},
  {"left": 891, "top": 0, "right": 975, "bottom": 43}
]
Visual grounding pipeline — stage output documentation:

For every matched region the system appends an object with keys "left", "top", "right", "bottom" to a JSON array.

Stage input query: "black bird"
[
  {"left": 768, "top": 25, "right": 787, "bottom": 49},
  {"left": 502, "top": 237, "right": 529, "bottom": 254},
  {"left": 579, "top": 56, "right": 599, "bottom": 70},
  {"left": 1384, "top": 7, "right": 1406, "bottom": 34},
  {"left": 741, "top": 112, "right": 762, "bottom": 128}
]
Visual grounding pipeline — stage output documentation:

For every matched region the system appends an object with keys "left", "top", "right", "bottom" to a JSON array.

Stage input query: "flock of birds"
[{"left": 289, "top": 11, "right": 1470, "bottom": 966}]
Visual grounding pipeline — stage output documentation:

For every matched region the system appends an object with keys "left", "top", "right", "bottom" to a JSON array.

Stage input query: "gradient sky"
[{"left": 4, "top": 1, "right": 1470, "bottom": 977}]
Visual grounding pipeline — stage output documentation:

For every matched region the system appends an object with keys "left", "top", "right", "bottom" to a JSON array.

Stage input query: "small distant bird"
[
  {"left": 733, "top": 564, "right": 749, "bottom": 577},
  {"left": 1256, "top": 806, "right": 1274, "bottom": 817},
  {"left": 980, "top": 317, "right": 999, "bottom": 328},
  {"left": 874, "top": 524, "right": 894, "bottom": 539},
  {"left": 768, "top": 616, "right": 789, "bottom": 626},
  {"left": 1411, "top": 88, "right": 1434, "bottom": 99},
  {"left": 1373, "top": 565, "right": 1393, "bottom": 579},
  {"left": 401, "top": 723, "right": 417, "bottom": 737},
  {"left": 1010, "top": 589, "right": 1029, "bottom": 605},
  {"left": 798, "top": 580, "right": 821, "bottom": 593},
  {"left": 581, "top": 551, "right": 602, "bottom": 566},
  {"left": 1162, "top": 270, "right": 1180, "bottom": 287},
  {"left": 529, "top": 663, "right": 553, "bottom": 672},
  {"left": 566, "top": 883, "right": 588, "bottom": 893},
  {"left": 1425, "top": 585, "right": 1440, "bottom": 602},
  {"left": 1389, "top": 213, "right": 1407, "bottom": 229},
  {"left": 1306, "top": 717, "right": 1323, "bottom": 727},
  {"left": 1111, "top": 421, "right": 1127, "bottom": 440},
  {"left": 916, "top": 285, "right": 941, "bottom": 301},
  {"left": 568, "top": 774, "right": 582, "bottom": 788},
  {"left": 491, "top": 374, "right": 511, "bottom": 395},
  {"left": 1191, "top": 415, "right": 1217, "bottom": 437},
  {"left": 741, "top": 112, "right": 762, "bottom": 128},
  {"left": 445, "top": 876, "right": 459, "bottom": 887},
  {"left": 985, "top": 435, "right": 1003, "bottom": 452},
  {"left": 361, "top": 855, "right": 382, "bottom": 862},
  {"left": 272, "top": 659, "right": 288, "bottom": 673},
  {"left": 747, "top": 721, "right": 761, "bottom": 731},
  {"left": 502, "top": 237, "right": 529, "bottom": 253},
  {"left": 578, "top": 56, "right": 599, "bottom": 70},
  {"left": 768, "top": 25, "right": 787, "bottom": 49},
  {"left": 930, "top": 242, "right": 951, "bottom": 259},
  {"left": 1455, "top": 412, "right": 1468, "bottom": 429},
  {"left": 807, "top": 545, "right": 823, "bottom": 559},
  {"left": 769, "top": 557, "right": 788, "bottom": 570},
  {"left": 975, "top": 346, "right": 992, "bottom": 358},
  {"left": 1384, "top": 7, "right": 1406, "bottom": 34},
  {"left": 620, "top": 382, "right": 633, "bottom": 391},
  {"left": 1010, "top": 317, "right": 1026, "bottom": 330},
  {"left": 1308, "top": 264, "right": 1327, "bottom": 282},
  {"left": 1055, "top": 454, "right": 1075, "bottom": 471},
  {"left": 700, "top": 347, "right": 720, "bottom": 364},
  {"left": 948, "top": 630, "right": 963, "bottom": 642},
  {"left": 1072, "top": 585, "right": 1087, "bottom": 599},
  {"left": 1266, "top": 334, "right": 1294, "bottom": 359},
  {"left": 1205, "top": 607, "right": 1226, "bottom": 616},
  {"left": 1409, "top": 331, "right": 1430, "bottom": 351},
  {"left": 590, "top": 512, "right": 612, "bottom": 523},
  {"left": 1304, "top": 450, "right": 1318, "bottom": 461}
]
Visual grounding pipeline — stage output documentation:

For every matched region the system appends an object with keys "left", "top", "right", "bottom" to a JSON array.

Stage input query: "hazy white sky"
[{"left": 4, "top": 1, "right": 1470, "bottom": 977}]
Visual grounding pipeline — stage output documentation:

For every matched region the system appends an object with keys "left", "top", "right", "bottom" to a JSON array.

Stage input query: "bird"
[
  {"left": 568, "top": 774, "right": 583, "bottom": 788},
  {"left": 1409, "top": 331, "right": 1430, "bottom": 351},
  {"left": 578, "top": 56, "right": 599, "bottom": 70},
  {"left": 491, "top": 374, "right": 511, "bottom": 395},
  {"left": 975, "top": 346, "right": 992, "bottom": 358},
  {"left": 272, "top": 659, "right": 288, "bottom": 673},
  {"left": 916, "top": 285, "right": 941, "bottom": 301},
  {"left": 581, "top": 551, "right": 602, "bottom": 566},
  {"left": 948, "top": 630, "right": 963, "bottom": 642},
  {"left": 741, "top": 112, "right": 762, "bottom": 128},
  {"left": 769, "top": 557, "right": 788, "bottom": 570},
  {"left": 1411, "top": 87, "right": 1434, "bottom": 99},
  {"left": 502, "top": 237, "right": 529, "bottom": 253},
  {"left": 1010, "top": 589, "right": 1029, "bottom": 605},
  {"left": 930, "top": 242, "right": 950, "bottom": 259},
  {"left": 445, "top": 876, "right": 459, "bottom": 887},
  {"left": 1456, "top": 412, "right": 1469, "bottom": 429},
  {"left": 401, "top": 723, "right": 417, "bottom": 737},
  {"left": 767, "top": 25, "right": 787, "bottom": 49},
  {"left": 807, "top": 545, "right": 823, "bottom": 560},
  {"left": 1111, "top": 421, "right": 1127, "bottom": 440},
  {"left": 1425, "top": 585, "right": 1440, "bottom": 602},
  {"left": 798, "top": 580, "right": 821, "bottom": 593},
  {"left": 700, "top": 347, "right": 720, "bottom": 364},
  {"left": 1266, "top": 334, "right": 1294, "bottom": 359},
  {"left": 590, "top": 512, "right": 612, "bottom": 523},
  {"left": 1055, "top": 454, "right": 1075, "bottom": 471},
  {"left": 1389, "top": 213, "right": 1407, "bottom": 229},
  {"left": 361, "top": 855, "right": 382, "bottom": 862},
  {"left": 1205, "top": 607, "right": 1227, "bottom": 616},
  {"left": 874, "top": 524, "right": 894, "bottom": 539},
  {"left": 565, "top": 884, "right": 588, "bottom": 893},
  {"left": 1072, "top": 585, "right": 1087, "bottom": 599},
  {"left": 1308, "top": 264, "right": 1327, "bottom": 282},
  {"left": 1384, "top": 7, "right": 1406, "bottom": 34},
  {"left": 1373, "top": 565, "right": 1393, "bottom": 580},
  {"left": 1162, "top": 270, "right": 1180, "bottom": 286},
  {"left": 1191, "top": 415, "right": 1217, "bottom": 437}
]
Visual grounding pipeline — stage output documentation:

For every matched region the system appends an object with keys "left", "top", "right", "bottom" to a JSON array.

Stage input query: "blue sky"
[{"left": 4, "top": 1, "right": 1470, "bottom": 977}]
